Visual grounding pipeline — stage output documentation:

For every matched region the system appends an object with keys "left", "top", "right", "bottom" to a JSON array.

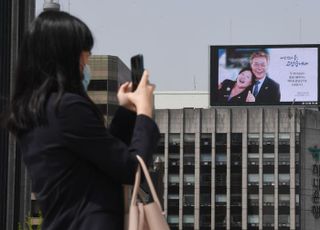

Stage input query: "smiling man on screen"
[{"left": 246, "top": 51, "right": 281, "bottom": 104}]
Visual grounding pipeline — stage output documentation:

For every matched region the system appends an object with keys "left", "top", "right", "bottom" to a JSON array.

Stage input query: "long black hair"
[
  {"left": 237, "top": 67, "right": 256, "bottom": 85},
  {"left": 5, "top": 11, "right": 102, "bottom": 135}
]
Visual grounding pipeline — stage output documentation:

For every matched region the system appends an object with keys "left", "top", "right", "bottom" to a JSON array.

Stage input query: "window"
[
  {"left": 248, "top": 194, "right": 259, "bottom": 206},
  {"left": 279, "top": 215, "right": 290, "bottom": 226},
  {"left": 184, "top": 133, "right": 195, "bottom": 154},
  {"left": 168, "top": 194, "right": 179, "bottom": 206},
  {"left": 168, "top": 215, "right": 179, "bottom": 224},
  {"left": 216, "top": 173, "right": 226, "bottom": 186},
  {"left": 263, "top": 133, "right": 275, "bottom": 144},
  {"left": 183, "top": 194, "right": 194, "bottom": 206},
  {"left": 248, "top": 215, "right": 259, "bottom": 224},
  {"left": 216, "top": 153, "right": 226, "bottom": 164},
  {"left": 279, "top": 133, "right": 290, "bottom": 153},
  {"left": 263, "top": 133, "right": 274, "bottom": 153},
  {"left": 183, "top": 174, "right": 194, "bottom": 185},
  {"left": 183, "top": 215, "right": 194, "bottom": 224},
  {"left": 216, "top": 133, "right": 227, "bottom": 145},
  {"left": 248, "top": 174, "right": 259, "bottom": 185},
  {"left": 200, "top": 174, "right": 211, "bottom": 186},
  {"left": 200, "top": 193, "right": 211, "bottom": 206},
  {"left": 231, "top": 194, "right": 241, "bottom": 206},
  {"left": 169, "top": 154, "right": 179, "bottom": 164},
  {"left": 263, "top": 194, "right": 274, "bottom": 205},
  {"left": 279, "top": 174, "right": 290, "bottom": 185},
  {"left": 200, "top": 214, "right": 211, "bottom": 227},
  {"left": 263, "top": 174, "right": 274, "bottom": 185},
  {"left": 216, "top": 194, "right": 226, "bottom": 204},
  {"left": 169, "top": 174, "right": 179, "bottom": 184},
  {"left": 279, "top": 152, "right": 290, "bottom": 165},
  {"left": 248, "top": 133, "right": 259, "bottom": 145},
  {"left": 248, "top": 153, "right": 259, "bottom": 165},
  {"left": 200, "top": 133, "right": 212, "bottom": 154},
  {"left": 263, "top": 153, "right": 274, "bottom": 165},
  {"left": 231, "top": 215, "right": 241, "bottom": 226},
  {"left": 279, "top": 194, "right": 290, "bottom": 206},
  {"left": 200, "top": 154, "right": 211, "bottom": 162},
  {"left": 169, "top": 134, "right": 180, "bottom": 153},
  {"left": 263, "top": 215, "right": 274, "bottom": 226}
]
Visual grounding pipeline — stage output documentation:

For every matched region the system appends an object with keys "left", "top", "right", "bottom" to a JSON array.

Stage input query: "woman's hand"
[
  {"left": 128, "top": 70, "right": 155, "bottom": 118},
  {"left": 246, "top": 90, "right": 256, "bottom": 102},
  {"left": 117, "top": 70, "right": 155, "bottom": 118},
  {"left": 117, "top": 82, "right": 136, "bottom": 112}
]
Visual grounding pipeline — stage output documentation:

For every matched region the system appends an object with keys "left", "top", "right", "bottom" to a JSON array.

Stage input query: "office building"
[
  {"left": 153, "top": 106, "right": 320, "bottom": 230},
  {"left": 87, "top": 55, "right": 130, "bottom": 125}
]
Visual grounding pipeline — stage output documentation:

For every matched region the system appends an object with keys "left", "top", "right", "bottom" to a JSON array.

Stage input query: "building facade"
[
  {"left": 87, "top": 55, "right": 130, "bottom": 125},
  {"left": 153, "top": 107, "right": 320, "bottom": 230}
]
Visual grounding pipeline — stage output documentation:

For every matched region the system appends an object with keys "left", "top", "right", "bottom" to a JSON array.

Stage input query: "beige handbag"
[{"left": 124, "top": 155, "right": 170, "bottom": 230}]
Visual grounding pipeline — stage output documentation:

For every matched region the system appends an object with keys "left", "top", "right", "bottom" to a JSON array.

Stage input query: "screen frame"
[{"left": 209, "top": 44, "right": 320, "bottom": 107}]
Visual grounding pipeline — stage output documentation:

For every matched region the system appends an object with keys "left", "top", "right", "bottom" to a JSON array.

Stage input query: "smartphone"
[{"left": 131, "top": 54, "right": 144, "bottom": 91}]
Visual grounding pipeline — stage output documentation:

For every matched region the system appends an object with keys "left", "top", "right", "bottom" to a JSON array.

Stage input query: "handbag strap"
[
  {"left": 130, "top": 155, "right": 163, "bottom": 212},
  {"left": 130, "top": 163, "right": 141, "bottom": 205},
  {"left": 136, "top": 155, "right": 162, "bottom": 209}
]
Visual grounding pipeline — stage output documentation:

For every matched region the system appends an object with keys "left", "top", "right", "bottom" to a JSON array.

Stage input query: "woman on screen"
[{"left": 217, "top": 67, "right": 255, "bottom": 104}]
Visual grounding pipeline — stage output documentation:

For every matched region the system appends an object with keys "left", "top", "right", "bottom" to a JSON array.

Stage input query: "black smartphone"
[{"left": 131, "top": 54, "right": 144, "bottom": 91}]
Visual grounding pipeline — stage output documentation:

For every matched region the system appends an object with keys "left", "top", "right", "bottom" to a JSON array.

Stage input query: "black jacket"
[
  {"left": 253, "top": 76, "right": 281, "bottom": 104},
  {"left": 18, "top": 93, "right": 160, "bottom": 230},
  {"left": 217, "top": 79, "right": 250, "bottom": 104}
]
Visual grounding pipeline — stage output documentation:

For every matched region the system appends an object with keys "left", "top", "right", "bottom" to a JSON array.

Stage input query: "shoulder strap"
[{"left": 135, "top": 155, "right": 162, "bottom": 210}]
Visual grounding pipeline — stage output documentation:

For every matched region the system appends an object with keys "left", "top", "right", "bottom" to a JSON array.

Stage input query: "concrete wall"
[{"left": 300, "top": 110, "right": 320, "bottom": 229}]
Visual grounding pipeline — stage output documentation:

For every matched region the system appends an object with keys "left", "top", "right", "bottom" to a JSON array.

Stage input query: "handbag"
[{"left": 124, "top": 155, "right": 170, "bottom": 230}]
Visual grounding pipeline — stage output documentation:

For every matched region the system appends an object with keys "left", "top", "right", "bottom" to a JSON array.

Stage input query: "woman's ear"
[{"left": 80, "top": 51, "right": 90, "bottom": 64}]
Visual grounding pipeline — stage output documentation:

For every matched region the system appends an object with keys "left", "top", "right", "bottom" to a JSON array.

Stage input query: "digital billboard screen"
[{"left": 210, "top": 45, "right": 319, "bottom": 106}]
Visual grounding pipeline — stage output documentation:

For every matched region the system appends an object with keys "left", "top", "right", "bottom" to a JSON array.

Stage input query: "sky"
[{"left": 36, "top": 0, "right": 320, "bottom": 91}]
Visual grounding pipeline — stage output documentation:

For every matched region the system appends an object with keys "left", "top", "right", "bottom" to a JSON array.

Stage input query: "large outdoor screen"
[{"left": 210, "top": 45, "right": 319, "bottom": 106}]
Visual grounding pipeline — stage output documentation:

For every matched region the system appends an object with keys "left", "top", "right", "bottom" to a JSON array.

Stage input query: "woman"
[
  {"left": 5, "top": 11, "right": 159, "bottom": 230},
  {"left": 217, "top": 67, "right": 255, "bottom": 104}
]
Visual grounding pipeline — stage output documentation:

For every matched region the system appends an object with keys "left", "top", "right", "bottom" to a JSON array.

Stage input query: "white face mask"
[{"left": 82, "top": 64, "right": 91, "bottom": 91}]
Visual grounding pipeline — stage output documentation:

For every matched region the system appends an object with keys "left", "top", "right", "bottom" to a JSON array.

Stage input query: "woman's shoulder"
[
  {"left": 49, "top": 92, "right": 89, "bottom": 105},
  {"left": 47, "top": 92, "right": 92, "bottom": 115},
  {"left": 62, "top": 92, "right": 88, "bottom": 103}
]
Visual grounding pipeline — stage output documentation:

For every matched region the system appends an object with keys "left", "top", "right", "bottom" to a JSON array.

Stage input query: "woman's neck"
[{"left": 230, "top": 84, "right": 245, "bottom": 97}]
